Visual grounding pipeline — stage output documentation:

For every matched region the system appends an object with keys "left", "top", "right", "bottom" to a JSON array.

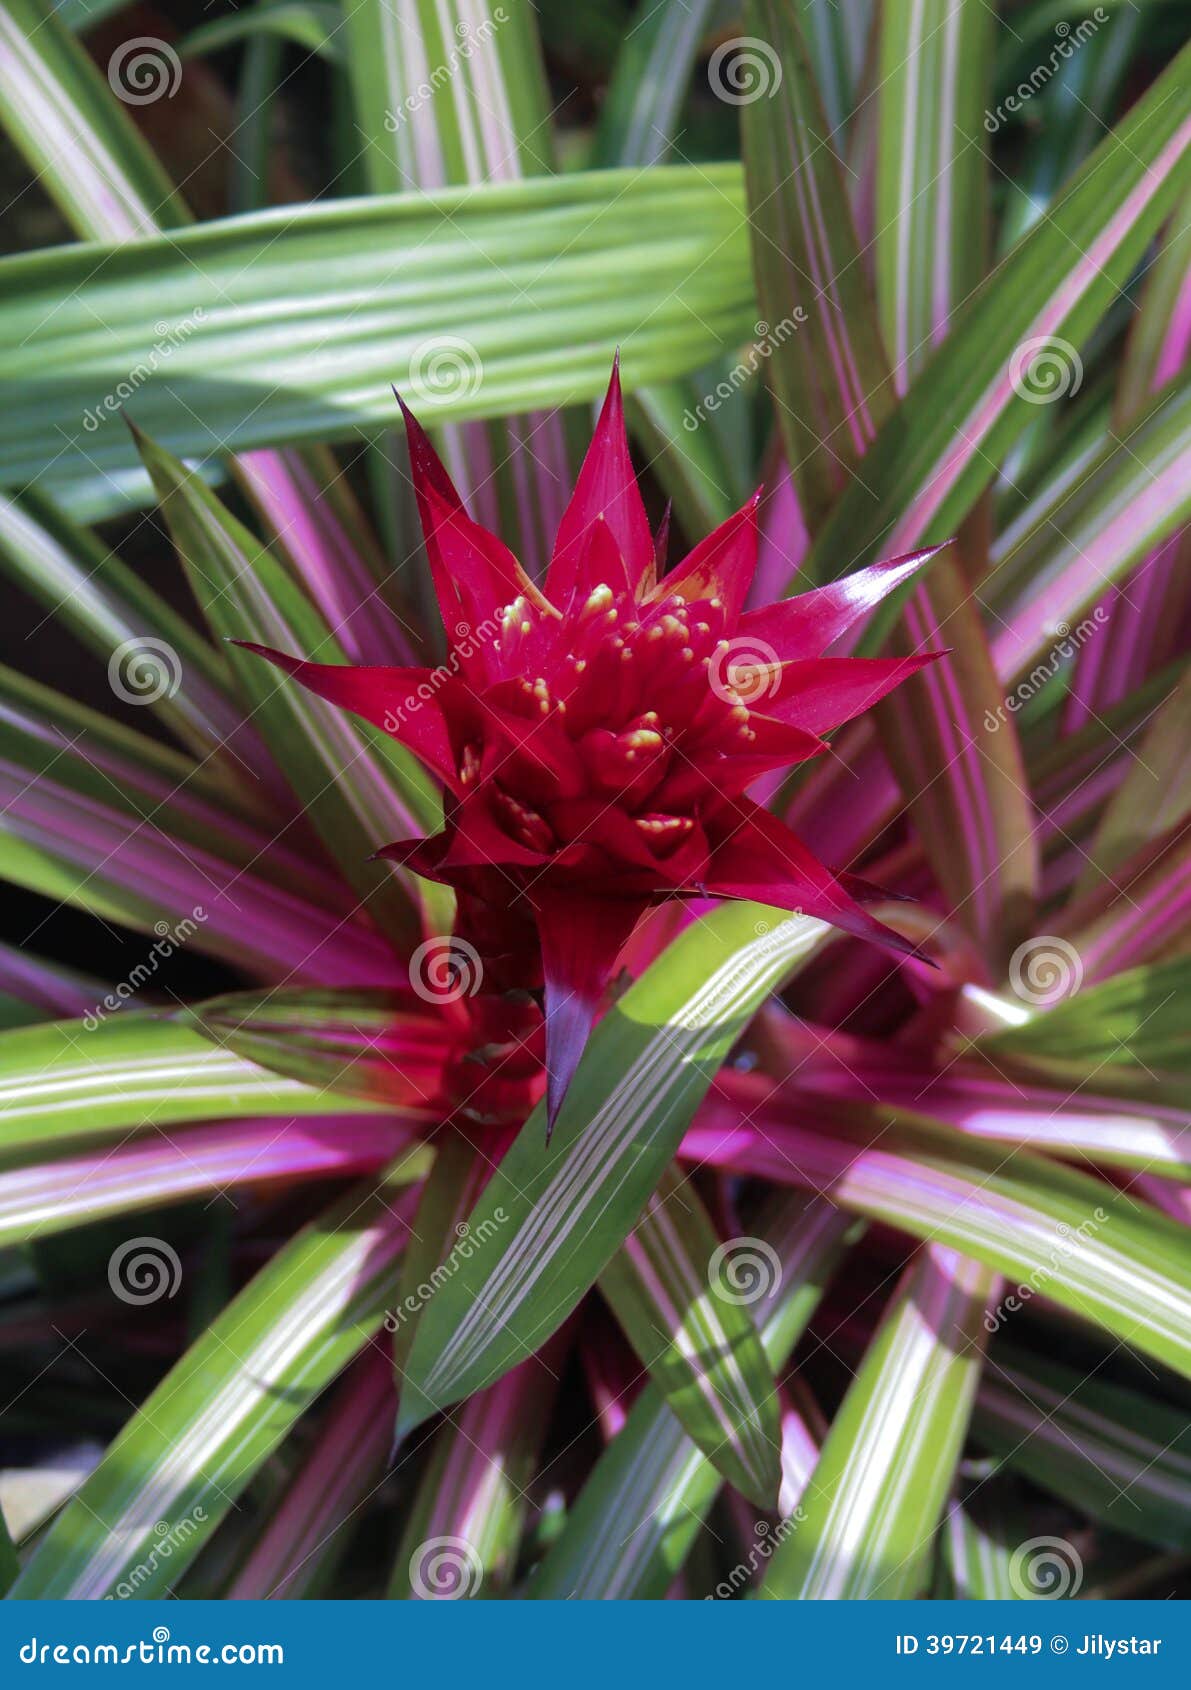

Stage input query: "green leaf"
[
  {"left": 689, "top": 1090, "right": 1191, "bottom": 1381},
  {"left": 593, "top": 0, "right": 715, "bottom": 167},
  {"left": 997, "top": 9, "right": 1142, "bottom": 250},
  {"left": 134, "top": 428, "right": 444, "bottom": 950},
  {"left": 0, "top": 663, "right": 375, "bottom": 978},
  {"left": 875, "top": 0, "right": 993, "bottom": 389},
  {"left": 1076, "top": 672, "right": 1191, "bottom": 894},
  {"left": 397, "top": 908, "right": 830, "bottom": 1432},
  {"left": 1118, "top": 187, "right": 1191, "bottom": 420},
  {"left": 804, "top": 0, "right": 1037, "bottom": 969},
  {"left": 529, "top": 1196, "right": 854, "bottom": 1598},
  {"left": 989, "top": 376, "right": 1191, "bottom": 681},
  {"left": 180, "top": 3, "right": 346, "bottom": 63},
  {"left": 742, "top": 0, "right": 893, "bottom": 529},
  {"left": 807, "top": 44, "right": 1191, "bottom": 597},
  {"left": 0, "top": 1014, "right": 383, "bottom": 1162},
  {"left": 10, "top": 1169, "right": 413, "bottom": 1598},
  {"left": 0, "top": 0, "right": 188, "bottom": 239},
  {"left": 391, "top": 1354, "right": 558, "bottom": 1599},
  {"left": 343, "top": 0, "right": 553, "bottom": 190},
  {"left": 181, "top": 985, "right": 448, "bottom": 1108},
  {"left": 974, "top": 957, "right": 1189, "bottom": 1094},
  {"left": 937, "top": 1498, "right": 1020, "bottom": 1600},
  {"left": 389, "top": 1128, "right": 507, "bottom": 1387},
  {"left": 227, "top": 1354, "right": 392, "bottom": 1599},
  {"left": 974, "top": 1345, "right": 1191, "bottom": 1551},
  {"left": 0, "top": 1118, "right": 428, "bottom": 1248},
  {"left": 1058, "top": 822, "right": 1191, "bottom": 984},
  {"left": 761, "top": 1247, "right": 996, "bottom": 1598},
  {"left": 875, "top": 553, "right": 1040, "bottom": 971},
  {"left": 341, "top": 0, "right": 571, "bottom": 577},
  {"left": 0, "top": 941, "right": 100, "bottom": 1023},
  {"left": 625, "top": 374, "right": 748, "bottom": 537},
  {"left": 598, "top": 1164, "right": 782, "bottom": 1508},
  {"left": 0, "top": 491, "right": 247, "bottom": 766},
  {"left": 793, "top": 0, "right": 872, "bottom": 137},
  {"left": 0, "top": 169, "right": 753, "bottom": 504}
]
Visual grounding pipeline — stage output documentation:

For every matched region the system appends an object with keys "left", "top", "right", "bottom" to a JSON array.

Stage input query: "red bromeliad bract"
[{"left": 243, "top": 362, "right": 944, "bottom": 1132}]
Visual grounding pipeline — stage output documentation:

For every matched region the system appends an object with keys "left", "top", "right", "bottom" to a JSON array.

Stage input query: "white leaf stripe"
[
  {"left": 0, "top": 1018, "right": 384, "bottom": 1157},
  {"left": 764, "top": 1247, "right": 995, "bottom": 1599},
  {"left": 419, "top": 918, "right": 828, "bottom": 1403},
  {"left": 884, "top": 113, "right": 1191, "bottom": 555},
  {"left": 942, "top": 1502, "right": 1016, "bottom": 1600},
  {"left": 69, "top": 1238, "right": 395, "bottom": 1599},
  {"left": 0, "top": 1120, "right": 427, "bottom": 1246},
  {"left": 610, "top": 1185, "right": 776, "bottom": 1497},
  {"left": 0, "top": 7, "right": 161, "bottom": 241}
]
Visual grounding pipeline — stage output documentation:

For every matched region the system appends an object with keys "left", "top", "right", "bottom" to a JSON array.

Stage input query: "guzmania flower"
[{"left": 243, "top": 363, "right": 944, "bottom": 1132}]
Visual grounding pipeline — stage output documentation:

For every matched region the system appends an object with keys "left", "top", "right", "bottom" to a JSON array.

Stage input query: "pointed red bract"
[
  {"left": 536, "top": 892, "right": 648, "bottom": 1139},
  {"left": 738, "top": 544, "right": 943, "bottom": 659},
  {"left": 547, "top": 358, "right": 654, "bottom": 606},
  {"left": 248, "top": 363, "right": 948, "bottom": 1131}
]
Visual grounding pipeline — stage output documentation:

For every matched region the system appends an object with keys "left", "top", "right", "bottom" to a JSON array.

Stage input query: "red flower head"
[{"left": 244, "top": 363, "right": 942, "bottom": 1132}]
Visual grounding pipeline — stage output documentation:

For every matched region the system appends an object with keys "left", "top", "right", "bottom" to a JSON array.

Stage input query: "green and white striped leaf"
[
  {"left": 989, "top": 376, "right": 1191, "bottom": 681},
  {"left": 624, "top": 374, "right": 747, "bottom": 539},
  {"left": 181, "top": 3, "right": 345, "bottom": 64},
  {"left": 10, "top": 1171, "right": 413, "bottom": 1598},
  {"left": 974, "top": 1346, "right": 1191, "bottom": 1551},
  {"left": 1076, "top": 672, "right": 1191, "bottom": 894},
  {"left": 871, "top": 0, "right": 1036, "bottom": 970},
  {"left": 686, "top": 1094, "right": 1191, "bottom": 1381},
  {"left": 0, "top": 1117, "right": 428, "bottom": 1249},
  {"left": 875, "top": 0, "right": 992, "bottom": 390},
  {"left": 391, "top": 1352, "right": 559, "bottom": 1599},
  {"left": 0, "top": 491, "right": 247, "bottom": 766},
  {"left": 397, "top": 908, "right": 830, "bottom": 1432},
  {"left": 973, "top": 957, "right": 1189, "bottom": 1093},
  {"left": 761, "top": 1246, "right": 996, "bottom": 1599},
  {"left": 343, "top": 0, "right": 553, "bottom": 191},
  {"left": 598, "top": 1165, "right": 782, "bottom": 1508},
  {"left": 593, "top": 0, "right": 715, "bottom": 167},
  {"left": 997, "top": 9, "right": 1142, "bottom": 251},
  {"left": 0, "top": 0, "right": 187, "bottom": 240},
  {"left": 0, "top": 170, "right": 753, "bottom": 505},
  {"left": 529, "top": 1197, "right": 854, "bottom": 1599},
  {"left": 342, "top": 0, "right": 570, "bottom": 577},
  {"left": 794, "top": 0, "right": 871, "bottom": 138},
  {"left": 0, "top": 1014, "right": 384, "bottom": 1162},
  {"left": 181, "top": 985, "right": 449, "bottom": 1107},
  {"left": 0, "top": 664, "right": 378, "bottom": 979},
  {"left": 389, "top": 1128, "right": 510, "bottom": 1389},
  {"left": 228, "top": 1353, "right": 393, "bottom": 1599},
  {"left": 807, "top": 45, "right": 1191, "bottom": 597},
  {"left": 938, "top": 1498, "right": 1019, "bottom": 1600},
  {"left": 742, "top": 0, "right": 893, "bottom": 530}
]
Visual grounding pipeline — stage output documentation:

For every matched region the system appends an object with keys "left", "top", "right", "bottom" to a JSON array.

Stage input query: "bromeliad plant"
[
  {"left": 0, "top": 0, "right": 1188, "bottom": 1604},
  {"left": 242, "top": 368, "right": 940, "bottom": 1133}
]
